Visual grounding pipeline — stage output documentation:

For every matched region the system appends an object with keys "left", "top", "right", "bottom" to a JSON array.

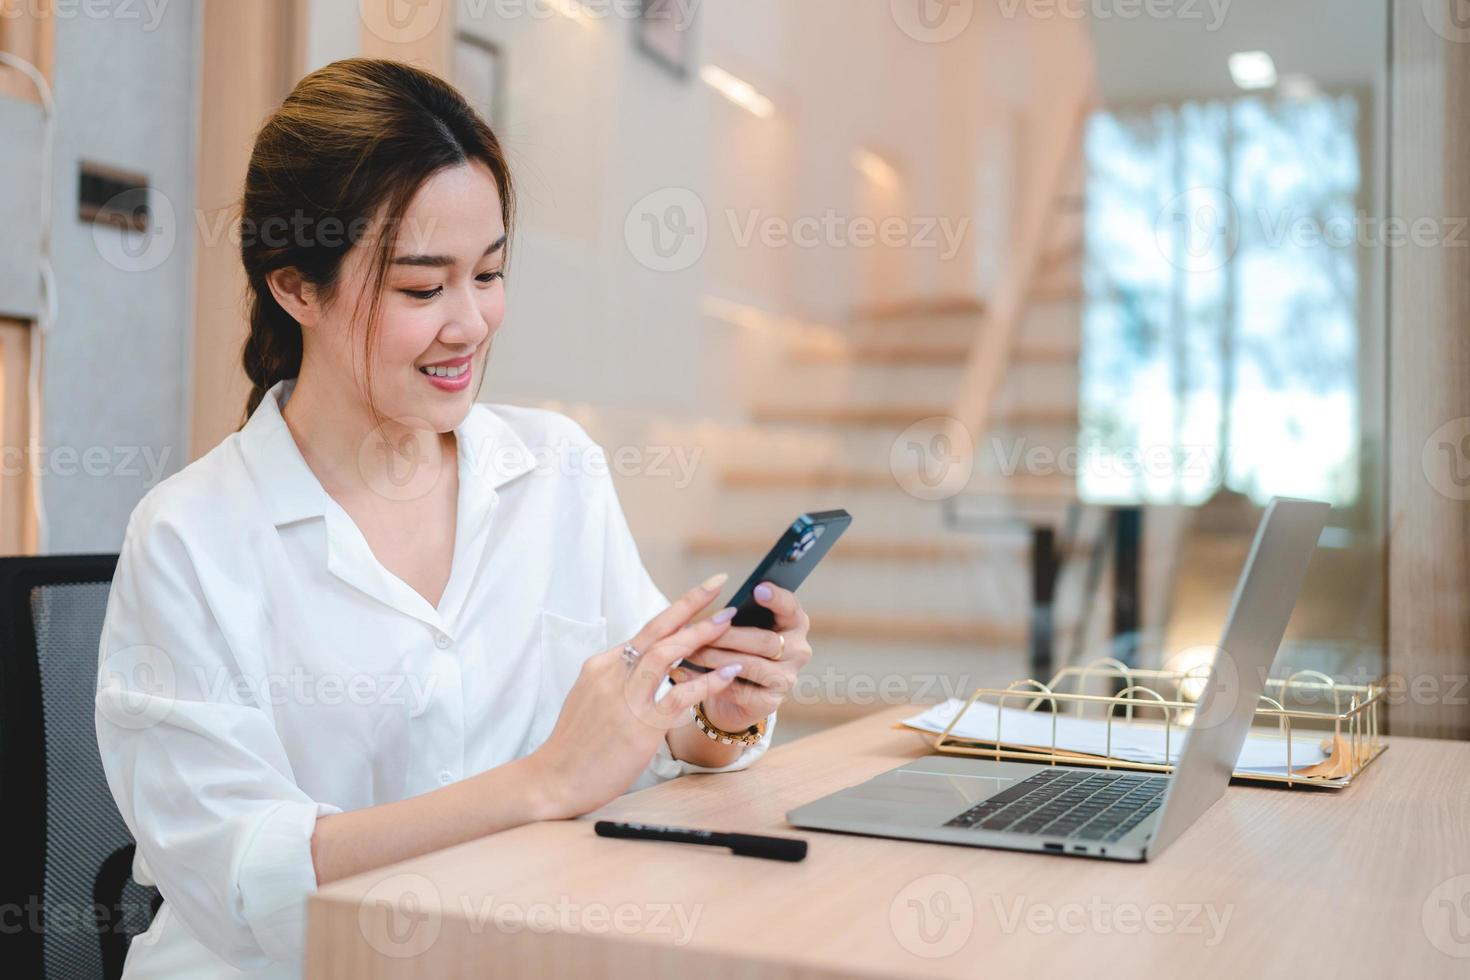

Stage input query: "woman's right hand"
[{"left": 528, "top": 576, "right": 742, "bottom": 819}]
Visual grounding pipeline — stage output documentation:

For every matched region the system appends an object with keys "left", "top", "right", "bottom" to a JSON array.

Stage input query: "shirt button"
[
  {"left": 438, "top": 770, "right": 454, "bottom": 785},
  {"left": 434, "top": 632, "right": 451, "bottom": 650}
]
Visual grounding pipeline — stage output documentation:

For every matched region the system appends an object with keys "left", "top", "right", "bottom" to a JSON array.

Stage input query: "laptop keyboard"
[{"left": 943, "top": 769, "right": 1168, "bottom": 843}]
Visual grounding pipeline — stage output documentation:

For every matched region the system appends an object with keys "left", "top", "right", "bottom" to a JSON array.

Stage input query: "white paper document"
[{"left": 901, "top": 698, "right": 1331, "bottom": 776}]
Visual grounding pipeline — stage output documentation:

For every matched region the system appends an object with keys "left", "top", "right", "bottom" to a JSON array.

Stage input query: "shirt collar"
[{"left": 238, "top": 377, "right": 538, "bottom": 528}]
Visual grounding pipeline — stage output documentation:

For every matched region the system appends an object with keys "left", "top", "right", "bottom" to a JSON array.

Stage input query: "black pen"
[{"left": 594, "top": 820, "right": 808, "bottom": 862}]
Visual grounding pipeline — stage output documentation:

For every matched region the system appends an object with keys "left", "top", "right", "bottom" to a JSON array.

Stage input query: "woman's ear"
[{"left": 265, "top": 268, "right": 319, "bottom": 328}]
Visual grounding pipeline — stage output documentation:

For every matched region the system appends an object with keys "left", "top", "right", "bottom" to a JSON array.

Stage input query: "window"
[{"left": 1080, "top": 93, "right": 1366, "bottom": 508}]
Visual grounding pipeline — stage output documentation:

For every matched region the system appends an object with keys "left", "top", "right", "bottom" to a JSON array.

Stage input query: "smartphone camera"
[{"left": 783, "top": 524, "right": 825, "bottom": 564}]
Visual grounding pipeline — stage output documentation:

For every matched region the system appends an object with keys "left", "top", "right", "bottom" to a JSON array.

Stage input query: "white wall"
[
  {"left": 464, "top": 0, "right": 1027, "bottom": 419},
  {"left": 1, "top": 8, "right": 199, "bottom": 553}
]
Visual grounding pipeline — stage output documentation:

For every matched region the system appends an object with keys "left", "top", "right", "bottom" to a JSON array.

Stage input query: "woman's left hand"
[{"left": 668, "top": 582, "right": 811, "bottom": 733}]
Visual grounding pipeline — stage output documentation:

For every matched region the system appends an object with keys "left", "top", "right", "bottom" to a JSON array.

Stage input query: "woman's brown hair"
[{"left": 237, "top": 57, "right": 514, "bottom": 426}]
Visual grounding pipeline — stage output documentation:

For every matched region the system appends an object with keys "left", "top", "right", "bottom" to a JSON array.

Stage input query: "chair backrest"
[{"left": 0, "top": 555, "right": 159, "bottom": 980}]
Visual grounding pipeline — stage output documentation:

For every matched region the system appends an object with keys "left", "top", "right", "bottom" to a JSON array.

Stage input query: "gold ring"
[{"left": 773, "top": 632, "right": 785, "bottom": 662}]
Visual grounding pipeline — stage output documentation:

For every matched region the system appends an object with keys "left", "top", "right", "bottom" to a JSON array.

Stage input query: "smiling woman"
[
  {"left": 236, "top": 57, "right": 514, "bottom": 432},
  {"left": 93, "top": 57, "right": 806, "bottom": 980}
]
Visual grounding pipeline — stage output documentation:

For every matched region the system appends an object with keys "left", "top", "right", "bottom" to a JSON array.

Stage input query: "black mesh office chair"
[{"left": 1, "top": 555, "right": 160, "bottom": 979}]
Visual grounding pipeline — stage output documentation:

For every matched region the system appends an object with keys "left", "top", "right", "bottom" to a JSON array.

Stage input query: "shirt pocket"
[{"left": 527, "top": 609, "right": 609, "bottom": 750}]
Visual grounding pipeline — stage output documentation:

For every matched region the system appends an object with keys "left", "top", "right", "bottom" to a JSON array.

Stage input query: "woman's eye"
[{"left": 400, "top": 272, "right": 500, "bottom": 299}]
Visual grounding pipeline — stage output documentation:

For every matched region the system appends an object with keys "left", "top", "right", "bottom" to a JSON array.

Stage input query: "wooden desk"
[{"left": 307, "top": 705, "right": 1470, "bottom": 978}]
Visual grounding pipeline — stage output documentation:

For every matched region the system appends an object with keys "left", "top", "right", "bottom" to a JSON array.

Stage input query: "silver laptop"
[{"left": 787, "top": 497, "right": 1330, "bottom": 862}]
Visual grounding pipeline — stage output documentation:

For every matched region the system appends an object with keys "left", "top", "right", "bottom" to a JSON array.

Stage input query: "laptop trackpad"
[{"left": 845, "top": 768, "right": 1012, "bottom": 808}]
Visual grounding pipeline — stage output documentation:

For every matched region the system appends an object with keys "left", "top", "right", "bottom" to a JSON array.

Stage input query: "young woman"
[{"left": 95, "top": 58, "right": 811, "bottom": 978}]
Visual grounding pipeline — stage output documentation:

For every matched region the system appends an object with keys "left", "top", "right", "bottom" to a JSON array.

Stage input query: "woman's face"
[{"left": 316, "top": 159, "right": 507, "bottom": 434}]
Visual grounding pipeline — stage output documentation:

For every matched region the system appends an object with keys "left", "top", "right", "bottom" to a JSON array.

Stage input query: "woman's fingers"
[
  {"left": 625, "top": 616, "right": 733, "bottom": 705},
  {"left": 657, "top": 663, "right": 743, "bottom": 722},
  {"left": 695, "top": 625, "right": 790, "bottom": 661},
  {"left": 630, "top": 574, "right": 729, "bottom": 653},
  {"left": 750, "top": 581, "right": 806, "bottom": 632},
  {"left": 672, "top": 649, "right": 792, "bottom": 692}
]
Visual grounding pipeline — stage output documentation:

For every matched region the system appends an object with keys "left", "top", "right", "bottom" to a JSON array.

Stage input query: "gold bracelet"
[{"left": 693, "top": 701, "right": 766, "bottom": 745}]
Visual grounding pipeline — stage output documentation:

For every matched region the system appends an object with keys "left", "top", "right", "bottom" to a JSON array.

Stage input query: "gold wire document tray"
[{"left": 926, "top": 660, "right": 1387, "bottom": 789}]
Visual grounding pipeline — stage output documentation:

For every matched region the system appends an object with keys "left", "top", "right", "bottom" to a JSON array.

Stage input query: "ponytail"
[{"left": 239, "top": 280, "right": 303, "bottom": 424}]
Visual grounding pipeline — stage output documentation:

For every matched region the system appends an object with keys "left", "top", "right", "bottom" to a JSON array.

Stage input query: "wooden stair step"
[
  {"left": 807, "top": 612, "right": 1027, "bottom": 647},
  {"left": 687, "top": 533, "right": 985, "bottom": 562},
  {"left": 718, "top": 467, "right": 1079, "bottom": 497},
  {"left": 687, "top": 532, "right": 1088, "bottom": 562},
  {"left": 790, "top": 341, "right": 1076, "bottom": 366},
  {"left": 750, "top": 405, "right": 950, "bottom": 427},
  {"left": 721, "top": 467, "right": 901, "bottom": 490},
  {"left": 790, "top": 344, "right": 972, "bottom": 365},
  {"left": 1029, "top": 281, "right": 1083, "bottom": 303},
  {"left": 749, "top": 405, "right": 1079, "bottom": 428},
  {"left": 1037, "top": 239, "right": 1083, "bottom": 270},
  {"left": 1011, "top": 343, "right": 1081, "bottom": 364},
  {"left": 850, "top": 296, "right": 986, "bottom": 322}
]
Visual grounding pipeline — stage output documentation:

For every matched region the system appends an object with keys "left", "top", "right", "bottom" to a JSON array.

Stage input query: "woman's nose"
[{"left": 439, "top": 282, "right": 493, "bottom": 346}]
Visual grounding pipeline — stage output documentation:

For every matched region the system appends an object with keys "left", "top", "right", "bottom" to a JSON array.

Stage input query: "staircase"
[{"left": 678, "top": 286, "right": 1098, "bottom": 744}]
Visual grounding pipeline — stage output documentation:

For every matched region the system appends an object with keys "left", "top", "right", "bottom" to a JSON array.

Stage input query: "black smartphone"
[
  {"left": 724, "top": 509, "right": 852, "bottom": 628},
  {"left": 678, "top": 511, "right": 852, "bottom": 680}
]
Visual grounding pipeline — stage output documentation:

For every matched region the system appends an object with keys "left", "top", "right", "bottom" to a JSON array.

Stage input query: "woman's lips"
[{"left": 418, "top": 356, "right": 473, "bottom": 392}]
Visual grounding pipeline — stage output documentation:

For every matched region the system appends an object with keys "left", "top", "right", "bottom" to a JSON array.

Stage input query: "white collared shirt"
[{"left": 94, "top": 377, "right": 774, "bottom": 978}]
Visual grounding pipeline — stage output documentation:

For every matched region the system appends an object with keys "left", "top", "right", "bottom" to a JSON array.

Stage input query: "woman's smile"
[{"left": 418, "top": 354, "right": 473, "bottom": 392}]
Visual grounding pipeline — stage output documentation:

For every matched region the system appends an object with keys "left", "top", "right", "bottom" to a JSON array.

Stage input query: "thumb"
[{"left": 660, "top": 663, "right": 742, "bottom": 722}]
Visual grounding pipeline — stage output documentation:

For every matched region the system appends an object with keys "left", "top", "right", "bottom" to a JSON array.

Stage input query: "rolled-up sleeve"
[
  {"left": 589, "top": 449, "right": 777, "bottom": 790},
  {"left": 95, "top": 507, "right": 340, "bottom": 971}
]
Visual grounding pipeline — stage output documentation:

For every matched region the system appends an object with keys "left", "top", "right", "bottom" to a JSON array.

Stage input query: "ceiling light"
[
  {"left": 851, "top": 148, "right": 899, "bottom": 188},
  {"left": 700, "top": 64, "right": 775, "bottom": 119},
  {"left": 1278, "top": 73, "right": 1319, "bottom": 101},
  {"left": 1229, "top": 51, "right": 1277, "bottom": 91},
  {"left": 547, "top": 0, "right": 593, "bottom": 26}
]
